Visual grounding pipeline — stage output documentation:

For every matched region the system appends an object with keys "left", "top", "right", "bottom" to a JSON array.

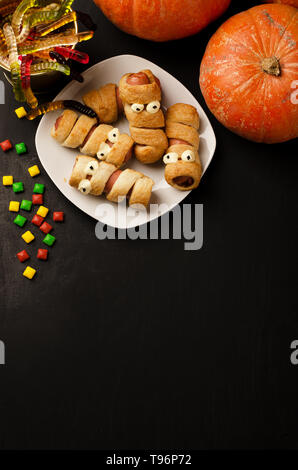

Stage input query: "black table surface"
[{"left": 0, "top": 0, "right": 298, "bottom": 451}]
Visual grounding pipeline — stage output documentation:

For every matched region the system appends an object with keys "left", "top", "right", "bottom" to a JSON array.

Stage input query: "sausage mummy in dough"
[
  {"left": 163, "top": 103, "right": 202, "bottom": 191},
  {"left": 69, "top": 155, "right": 154, "bottom": 207},
  {"left": 82, "top": 83, "right": 124, "bottom": 124},
  {"left": 119, "top": 70, "right": 168, "bottom": 164}
]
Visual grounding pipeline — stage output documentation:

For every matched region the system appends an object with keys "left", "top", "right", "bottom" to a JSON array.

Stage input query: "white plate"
[{"left": 36, "top": 55, "right": 216, "bottom": 229}]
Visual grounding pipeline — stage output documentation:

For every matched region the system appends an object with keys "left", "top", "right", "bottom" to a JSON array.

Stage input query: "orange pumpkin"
[
  {"left": 93, "top": 0, "right": 231, "bottom": 42},
  {"left": 265, "top": 0, "right": 298, "bottom": 7},
  {"left": 199, "top": 4, "right": 298, "bottom": 143}
]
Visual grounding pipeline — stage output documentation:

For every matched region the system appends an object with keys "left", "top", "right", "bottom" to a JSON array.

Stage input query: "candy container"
[
  {"left": 19, "top": 30, "right": 94, "bottom": 54},
  {"left": 20, "top": 54, "right": 38, "bottom": 108},
  {"left": 54, "top": 46, "right": 89, "bottom": 64},
  {"left": 26, "top": 100, "right": 98, "bottom": 120},
  {"left": 31, "top": 60, "right": 70, "bottom": 76},
  {"left": 3, "top": 22, "right": 25, "bottom": 101},
  {"left": 49, "top": 50, "right": 83, "bottom": 82}
]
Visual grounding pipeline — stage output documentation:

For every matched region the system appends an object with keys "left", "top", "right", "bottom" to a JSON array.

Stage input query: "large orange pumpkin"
[
  {"left": 93, "top": 0, "right": 231, "bottom": 42},
  {"left": 265, "top": 0, "right": 298, "bottom": 7},
  {"left": 199, "top": 4, "right": 298, "bottom": 143}
]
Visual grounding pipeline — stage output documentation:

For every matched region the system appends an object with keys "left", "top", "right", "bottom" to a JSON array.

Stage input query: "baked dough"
[
  {"left": 51, "top": 110, "right": 78, "bottom": 143},
  {"left": 69, "top": 155, "right": 154, "bottom": 207},
  {"left": 163, "top": 104, "right": 202, "bottom": 191},
  {"left": 63, "top": 115, "right": 97, "bottom": 148},
  {"left": 80, "top": 124, "right": 113, "bottom": 156},
  {"left": 83, "top": 83, "right": 119, "bottom": 123}
]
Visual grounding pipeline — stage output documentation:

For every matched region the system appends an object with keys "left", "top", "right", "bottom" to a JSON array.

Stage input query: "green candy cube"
[
  {"left": 13, "top": 182, "right": 24, "bottom": 193},
  {"left": 15, "top": 142, "right": 27, "bottom": 155},
  {"left": 20, "top": 199, "right": 32, "bottom": 212},
  {"left": 33, "top": 183, "right": 45, "bottom": 194},
  {"left": 14, "top": 214, "right": 27, "bottom": 227},
  {"left": 43, "top": 234, "right": 56, "bottom": 247}
]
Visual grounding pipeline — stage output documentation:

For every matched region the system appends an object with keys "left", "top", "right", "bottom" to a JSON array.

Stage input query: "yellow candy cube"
[
  {"left": 28, "top": 165, "right": 40, "bottom": 177},
  {"left": 37, "top": 206, "right": 49, "bottom": 218},
  {"left": 15, "top": 107, "right": 27, "bottom": 119},
  {"left": 22, "top": 231, "right": 35, "bottom": 244},
  {"left": 9, "top": 201, "right": 20, "bottom": 212},
  {"left": 23, "top": 266, "right": 36, "bottom": 280},
  {"left": 3, "top": 175, "right": 13, "bottom": 186}
]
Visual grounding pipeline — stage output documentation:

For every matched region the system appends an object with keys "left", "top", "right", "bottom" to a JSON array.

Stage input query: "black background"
[{"left": 0, "top": 0, "right": 298, "bottom": 451}]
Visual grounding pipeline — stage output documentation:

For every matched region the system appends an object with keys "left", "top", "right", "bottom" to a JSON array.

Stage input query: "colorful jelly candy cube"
[
  {"left": 28, "top": 165, "right": 40, "bottom": 177},
  {"left": 37, "top": 249, "right": 48, "bottom": 261},
  {"left": 9, "top": 201, "right": 20, "bottom": 212},
  {"left": 53, "top": 211, "right": 64, "bottom": 222},
  {"left": 40, "top": 221, "right": 52, "bottom": 234},
  {"left": 32, "top": 194, "right": 43, "bottom": 205},
  {"left": 37, "top": 205, "right": 49, "bottom": 218},
  {"left": 43, "top": 234, "right": 56, "bottom": 247},
  {"left": 13, "top": 182, "right": 24, "bottom": 193},
  {"left": 33, "top": 183, "right": 45, "bottom": 194},
  {"left": 22, "top": 231, "right": 35, "bottom": 244},
  {"left": 0, "top": 140, "right": 13, "bottom": 152},
  {"left": 15, "top": 142, "right": 27, "bottom": 155},
  {"left": 3, "top": 175, "right": 13, "bottom": 186},
  {"left": 20, "top": 199, "right": 32, "bottom": 212},
  {"left": 15, "top": 107, "right": 27, "bottom": 119},
  {"left": 32, "top": 214, "right": 44, "bottom": 227},
  {"left": 23, "top": 266, "right": 36, "bottom": 280},
  {"left": 14, "top": 214, "right": 27, "bottom": 228},
  {"left": 17, "top": 250, "right": 30, "bottom": 263}
]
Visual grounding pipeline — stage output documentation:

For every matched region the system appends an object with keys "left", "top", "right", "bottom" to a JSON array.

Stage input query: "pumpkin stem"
[{"left": 261, "top": 56, "right": 281, "bottom": 76}]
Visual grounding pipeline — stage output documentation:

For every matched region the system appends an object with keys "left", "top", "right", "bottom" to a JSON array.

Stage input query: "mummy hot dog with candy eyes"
[
  {"left": 69, "top": 155, "right": 154, "bottom": 208},
  {"left": 119, "top": 70, "right": 168, "bottom": 164},
  {"left": 163, "top": 104, "right": 202, "bottom": 191},
  {"left": 83, "top": 83, "right": 124, "bottom": 124},
  {"left": 51, "top": 110, "right": 134, "bottom": 168}
]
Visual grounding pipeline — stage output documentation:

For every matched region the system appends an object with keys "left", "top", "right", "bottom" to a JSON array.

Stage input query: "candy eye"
[
  {"left": 146, "top": 101, "right": 160, "bottom": 114},
  {"left": 131, "top": 103, "right": 144, "bottom": 113},
  {"left": 108, "top": 128, "right": 119, "bottom": 143},
  {"left": 85, "top": 160, "right": 98, "bottom": 176},
  {"left": 163, "top": 152, "right": 178, "bottom": 164},
  {"left": 97, "top": 142, "right": 111, "bottom": 160},
  {"left": 181, "top": 150, "right": 195, "bottom": 162},
  {"left": 78, "top": 179, "right": 91, "bottom": 195}
]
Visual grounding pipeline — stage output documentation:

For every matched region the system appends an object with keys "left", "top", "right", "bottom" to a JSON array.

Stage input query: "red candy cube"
[
  {"left": 32, "top": 194, "right": 43, "bottom": 205},
  {"left": 0, "top": 140, "right": 13, "bottom": 152},
  {"left": 32, "top": 214, "right": 44, "bottom": 227},
  {"left": 37, "top": 249, "right": 48, "bottom": 261},
  {"left": 40, "top": 221, "right": 52, "bottom": 234},
  {"left": 17, "top": 250, "right": 30, "bottom": 263},
  {"left": 53, "top": 211, "right": 64, "bottom": 222}
]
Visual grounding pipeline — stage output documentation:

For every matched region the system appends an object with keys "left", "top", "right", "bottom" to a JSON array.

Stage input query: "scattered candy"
[
  {"left": 15, "top": 142, "right": 27, "bottom": 154},
  {"left": 32, "top": 194, "right": 43, "bottom": 205},
  {"left": 28, "top": 165, "right": 40, "bottom": 177},
  {"left": 13, "top": 181, "right": 24, "bottom": 193},
  {"left": 14, "top": 214, "right": 27, "bottom": 227},
  {"left": 43, "top": 233, "right": 55, "bottom": 247},
  {"left": 40, "top": 221, "right": 52, "bottom": 234},
  {"left": 22, "top": 230, "right": 35, "bottom": 244},
  {"left": 23, "top": 266, "right": 36, "bottom": 280},
  {"left": 20, "top": 199, "right": 32, "bottom": 211},
  {"left": 53, "top": 211, "right": 64, "bottom": 222},
  {"left": 37, "top": 205, "right": 48, "bottom": 218},
  {"left": 9, "top": 201, "right": 20, "bottom": 212},
  {"left": 33, "top": 183, "right": 45, "bottom": 194},
  {"left": 37, "top": 248, "right": 48, "bottom": 260},
  {"left": 31, "top": 214, "right": 44, "bottom": 227},
  {"left": 17, "top": 250, "right": 30, "bottom": 263},
  {"left": 3, "top": 176, "right": 13, "bottom": 186},
  {"left": 15, "top": 106, "right": 27, "bottom": 119},
  {"left": 0, "top": 140, "right": 13, "bottom": 152}
]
